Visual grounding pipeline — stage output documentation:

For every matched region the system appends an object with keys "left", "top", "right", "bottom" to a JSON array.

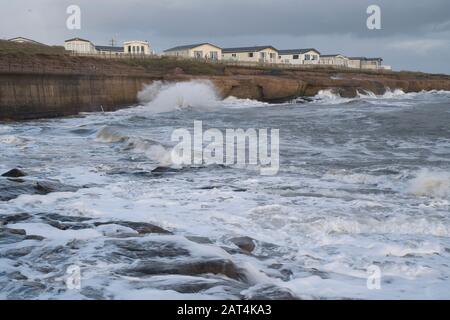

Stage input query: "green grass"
[
  {"left": 0, "top": 40, "right": 66, "bottom": 56},
  {"left": 122, "top": 56, "right": 226, "bottom": 75}
]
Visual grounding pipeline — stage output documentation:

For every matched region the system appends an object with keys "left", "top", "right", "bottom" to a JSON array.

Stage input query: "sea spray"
[
  {"left": 408, "top": 169, "right": 450, "bottom": 198},
  {"left": 95, "top": 126, "right": 173, "bottom": 166},
  {"left": 138, "top": 80, "right": 220, "bottom": 113}
]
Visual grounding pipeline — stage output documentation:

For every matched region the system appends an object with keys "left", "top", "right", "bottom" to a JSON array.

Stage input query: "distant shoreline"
[{"left": 1, "top": 52, "right": 450, "bottom": 121}]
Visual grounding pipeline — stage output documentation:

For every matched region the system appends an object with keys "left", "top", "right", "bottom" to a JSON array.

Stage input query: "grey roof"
[
  {"left": 95, "top": 45, "right": 124, "bottom": 52},
  {"left": 321, "top": 54, "right": 346, "bottom": 58},
  {"left": 222, "top": 45, "right": 278, "bottom": 53},
  {"left": 65, "top": 37, "right": 92, "bottom": 43},
  {"left": 279, "top": 48, "right": 320, "bottom": 55},
  {"left": 164, "top": 43, "right": 221, "bottom": 52}
]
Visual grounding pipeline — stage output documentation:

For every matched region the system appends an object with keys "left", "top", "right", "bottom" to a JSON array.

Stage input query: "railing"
[
  {"left": 68, "top": 51, "right": 159, "bottom": 60},
  {"left": 0, "top": 52, "right": 391, "bottom": 76}
]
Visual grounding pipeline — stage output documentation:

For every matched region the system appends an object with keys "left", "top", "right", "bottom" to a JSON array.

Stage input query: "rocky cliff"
[{"left": 1, "top": 53, "right": 450, "bottom": 120}]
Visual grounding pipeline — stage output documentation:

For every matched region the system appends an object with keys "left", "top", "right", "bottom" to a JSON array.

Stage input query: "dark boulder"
[
  {"left": 230, "top": 236, "right": 256, "bottom": 253},
  {"left": 123, "top": 259, "right": 247, "bottom": 281},
  {"left": 1, "top": 168, "right": 27, "bottom": 178},
  {"left": 0, "top": 178, "right": 79, "bottom": 202},
  {"left": 0, "top": 213, "right": 32, "bottom": 225},
  {"left": 244, "top": 284, "right": 299, "bottom": 300},
  {"left": 0, "top": 227, "right": 44, "bottom": 245},
  {"left": 95, "top": 221, "right": 172, "bottom": 235}
]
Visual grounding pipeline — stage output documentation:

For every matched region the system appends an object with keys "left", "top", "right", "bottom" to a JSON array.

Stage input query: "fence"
[{"left": 0, "top": 52, "right": 391, "bottom": 76}]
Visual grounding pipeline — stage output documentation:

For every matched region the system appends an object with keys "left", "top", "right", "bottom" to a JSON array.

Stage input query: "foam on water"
[
  {"left": 408, "top": 169, "right": 450, "bottom": 198},
  {"left": 138, "top": 80, "right": 220, "bottom": 113},
  {"left": 1, "top": 87, "right": 450, "bottom": 300}
]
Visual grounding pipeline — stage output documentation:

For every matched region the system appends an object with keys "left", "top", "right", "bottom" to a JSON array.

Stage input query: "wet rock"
[
  {"left": 230, "top": 236, "right": 256, "bottom": 253},
  {"left": 2, "top": 168, "right": 27, "bottom": 178},
  {"left": 0, "top": 178, "right": 80, "bottom": 202},
  {"left": 7, "top": 281, "right": 46, "bottom": 300},
  {"left": 123, "top": 259, "right": 247, "bottom": 281},
  {"left": 42, "top": 213, "right": 92, "bottom": 223},
  {"left": 1, "top": 246, "right": 35, "bottom": 259},
  {"left": 0, "top": 227, "right": 28, "bottom": 244},
  {"left": 244, "top": 284, "right": 299, "bottom": 300},
  {"left": 81, "top": 287, "right": 105, "bottom": 300},
  {"left": 25, "top": 235, "right": 45, "bottom": 241},
  {"left": 3, "top": 227, "right": 26, "bottom": 236},
  {"left": 105, "top": 239, "right": 190, "bottom": 262},
  {"left": 95, "top": 221, "right": 172, "bottom": 235},
  {"left": 36, "top": 213, "right": 93, "bottom": 231},
  {"left": 151, "top": 278, "right": 244, "bottom": 295},
  {"left": 151, "top": 166, "right": 180, "bottom": 174},
  {"left": 9, "top": 271, "right": 28, "bottom": 281},
  {"left": 186, "top": 236, "right": 214, "bottom": 245},
  {"left": 0, "top": 213, "right": 32, "bottom": 226}
]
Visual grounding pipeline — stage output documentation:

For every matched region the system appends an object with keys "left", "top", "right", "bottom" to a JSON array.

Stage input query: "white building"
[
  {"left": 319, "top": 54, "right": 349, "bottom": 67},
  {"left": 278, "top": 48, "right": 320, "bottom": 65},
  {"left": 361, "top": 58, "right": 383, "bottom": 70},
  {"left": 222, "top": 46, "right": 278, "bottom": 64},
  {"left": 64, "top": 38, "right": 97, "bottom": 54},
  {"left": 124, "top": 40, "right": 151, "bottom": 55},
  {"left": 348, "top": 57, "right": 386, "bottom": 70},
  {"left": 164, "top": 43, "right": 222, "bottom": 60},
  {"left": 95, "top": 45, "right": 124, "bottom": 56},
  {"left": 65, "top": 38, "right": 151, "bottom": 56}
]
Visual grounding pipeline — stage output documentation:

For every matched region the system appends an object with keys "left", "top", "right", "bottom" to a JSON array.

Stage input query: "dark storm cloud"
[
  {"left": 1, "top": 0, "right": 449, "bottom": 73},
  {"left": 51, "top": 0, "right": 450, "bottom": 38}
]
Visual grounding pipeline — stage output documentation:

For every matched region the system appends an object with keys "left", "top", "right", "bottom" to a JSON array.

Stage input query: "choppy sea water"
[{"left": 1, "top": 82, "right": 450, "bottom": 300}]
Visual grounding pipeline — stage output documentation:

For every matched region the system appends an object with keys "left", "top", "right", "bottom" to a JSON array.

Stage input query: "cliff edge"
[{"left": 1, "top": 49, "right": 450, "bottom": 120}]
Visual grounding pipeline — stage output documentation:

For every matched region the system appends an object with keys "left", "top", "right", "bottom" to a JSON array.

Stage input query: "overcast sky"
[{"left": 1, "top": 0, "right": 449, "bottom": 73}]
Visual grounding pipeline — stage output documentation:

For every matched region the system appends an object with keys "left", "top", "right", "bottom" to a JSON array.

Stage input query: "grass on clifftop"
[
  {"left": 123, "top": 56, "right": 226, "bottom": 76},
  {"left": 0, "top": 40, "right": 66, "bottom": 56}
]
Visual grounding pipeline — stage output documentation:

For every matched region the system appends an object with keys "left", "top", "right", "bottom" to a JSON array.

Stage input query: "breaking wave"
[
  {"left": 408, "top": 169, "right": 450, "bottom": 198},
  {"left": 138, "top": 80, "right": 220, "bottom": 113},
  {"left": 96, "top": 126, "right": 173, "bottom": 166},
  {"left": 311, "top": 89, "right": 450, "bottom": 106}
]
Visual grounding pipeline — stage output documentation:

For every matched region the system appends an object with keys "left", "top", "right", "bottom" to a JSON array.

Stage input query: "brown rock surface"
[{"left": 1, "top": 52, "right": 450, "bottom": 120}]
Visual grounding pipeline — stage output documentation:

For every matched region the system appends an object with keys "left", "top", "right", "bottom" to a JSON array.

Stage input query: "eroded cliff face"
[
  {"left": 1, "top": 54, "right": 450, "bottom": 120},
  {"left": 164, "top": 69, "right": 450, "bottom": 102},
  {"left": 0, "top": 73, "right": 158, "bottom": 120}
]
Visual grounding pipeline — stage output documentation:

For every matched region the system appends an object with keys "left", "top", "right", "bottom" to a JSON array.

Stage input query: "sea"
[{"left": 1, "top": 81, "right": 449, "bottom": 299}]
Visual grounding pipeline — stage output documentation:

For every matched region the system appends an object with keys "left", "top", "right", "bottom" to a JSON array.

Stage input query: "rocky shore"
[
  {"left": 1, "top": 53, "right": 450, "bottom": 120},
  {"left": 0, "top": 167, "right": 299, "bottom": 299}
]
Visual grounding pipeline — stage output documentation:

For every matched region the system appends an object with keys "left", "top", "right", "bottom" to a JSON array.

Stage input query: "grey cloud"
[{"left": 0, "top": 0, "right": 449, "bottom": 73}]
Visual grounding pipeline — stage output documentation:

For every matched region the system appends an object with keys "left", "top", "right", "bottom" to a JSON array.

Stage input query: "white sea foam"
[
  {"left": 312, "top": 89, "right": 355, "bottom": 105},
  {"left": 95, "top": 126, "right": 127, "bottom": 143},
  {"left": 138, "top": 80, "right": 220, "bottom": 113},
  {"left": 95, "top": 126, "right": 173, "bottom": 165},
  {"left": 221, "top": 96, "right": 272, "bottom": 108},
  {"left": 408, "top": 169, "right": 450, "bottom": 198},
  {"left": 0, "top": 135, "right": 28, "bottom": 145},
  {"left": 2, "top": 87, "right": 450, "bottom": 300},
  {"left": 311, "top": 88, "right": 450, "bottom": 106}
]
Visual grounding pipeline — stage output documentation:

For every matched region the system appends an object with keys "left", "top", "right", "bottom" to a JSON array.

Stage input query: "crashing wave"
[
  {"left": 95, "top": 126, "right": 172, "bottom": 166},
  {"left": 138, "top": 80, "right": 220, "bottom": 113},
  {"left": 408, "top": 169, "right": 450, "bottom": 199}
]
